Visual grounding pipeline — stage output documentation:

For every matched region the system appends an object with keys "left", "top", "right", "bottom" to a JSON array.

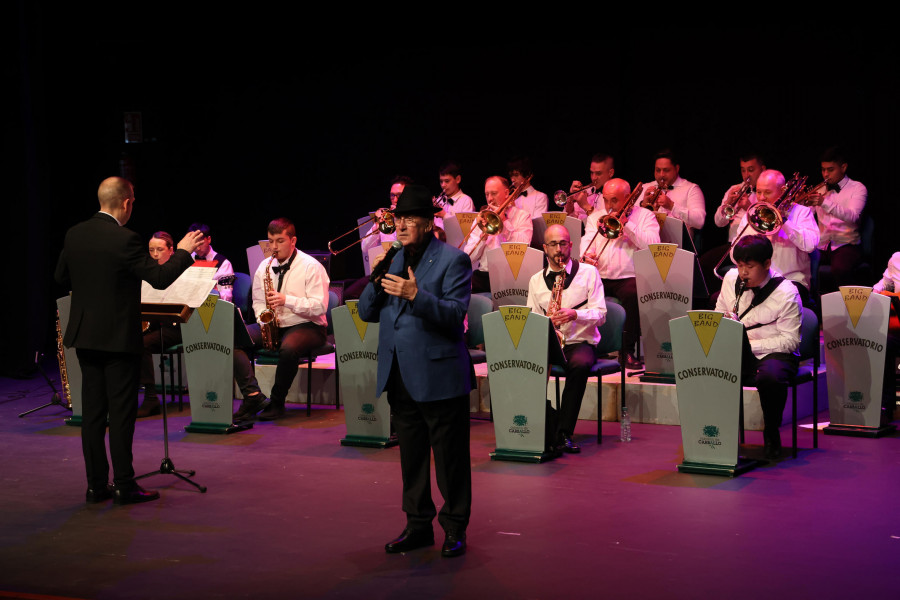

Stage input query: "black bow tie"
[
  {"left": 272, "top": 263, "right": 290, "bottom": 275},
  {"left": 826, "top": 182, "right": 841, "bottom": 193},
  {"left": 659, "top": 184, "right": 674, "bottom": 191},
  {"left": 520, "top": 190, "right": 528, "bottom": 197},
  {"left": 544, "top": 269, "right": 564, "bottom": 289}
]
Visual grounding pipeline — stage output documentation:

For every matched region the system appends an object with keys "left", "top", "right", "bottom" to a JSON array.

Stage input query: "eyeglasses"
[
  {"left": 544, "top": 241, "right": 570, "bottom": 249},
  {"left": 395, "top": 215, "right": 423, "bottom": 226},
  {"left": 389, "top": 193, "right": 402, "bottom": 199}
]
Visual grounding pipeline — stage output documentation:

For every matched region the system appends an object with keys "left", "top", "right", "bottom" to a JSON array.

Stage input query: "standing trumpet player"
[
  {"left": 637, "top": 149, "right": 706, "bottom": 234},
  {"left": 232, "top": 218, "right": 329, "bottom": 422},
  {"left": 528, "top": 224, "right": 606, "bottom": 453},
  {"left": 582, "top": 178, "right": 659, "bottom": 368}
]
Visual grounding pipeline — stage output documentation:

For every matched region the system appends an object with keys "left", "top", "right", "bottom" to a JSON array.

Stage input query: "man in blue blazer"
[
  {"left": 358, "top": 183, "right": 474, "bottom": 558},
  {"left": 55, "top": 177, "right": 203, "bottom": 505}
]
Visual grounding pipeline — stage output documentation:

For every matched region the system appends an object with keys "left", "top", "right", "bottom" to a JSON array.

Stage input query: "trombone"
[
  {"left": 327, "top": 209, "right": 396, "bottom": 255},
  {"left": 459, "top": 177, "right": 532, "bottom": 253},
  {"left": 582, "top": 183, "right": 644, "bottom": 267},
  {"left": 553, "top": 183, "right": 595, "bottom": 207}
]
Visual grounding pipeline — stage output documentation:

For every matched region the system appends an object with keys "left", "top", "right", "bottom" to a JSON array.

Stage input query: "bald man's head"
[
  {"left": 543, "top": 224, "right": 571, "bottom": 269},
  {"left": 601, "top": 178, "right": 632, "bottom": 213},
  {"left": 755, "top": 170, "right": 785, "bottom": 205},
  {"left": 544, "top": 223, "right": 570, "bottom": 244},
  {"left": 97, "top": 177, "right": 135, "bottom": 225}
]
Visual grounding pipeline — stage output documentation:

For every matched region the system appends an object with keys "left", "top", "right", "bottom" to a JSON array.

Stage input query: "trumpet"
[
  {"left": 327, "top": 209, "right": 395, "bottom": 255},
  {"left": 722, "top": 177, "right": 753, "bottom": 221},
  {"left": 712, "top": 173, "right": 807, "bottom": 279},
  {"left": 553, "top": 183, "right": 595, "bottom": 207},
  {"left": 582, "top": 182, "right": 644, "bottom": 266},
  {"left": 459, "top": 177, "right": 532, "bottom": 252},
  {"left": 640, "top": 179, "right": 669, "bottom": 211}
]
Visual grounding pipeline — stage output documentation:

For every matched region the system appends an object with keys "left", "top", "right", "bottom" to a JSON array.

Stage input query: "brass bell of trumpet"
[{"left": 553, "top": 184, "right": 595, "bottom": 207}]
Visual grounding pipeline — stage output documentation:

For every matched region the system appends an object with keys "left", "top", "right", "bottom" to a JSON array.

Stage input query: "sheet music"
[{"left": 142, "top": 266, "right": 218, "bottom": 308}]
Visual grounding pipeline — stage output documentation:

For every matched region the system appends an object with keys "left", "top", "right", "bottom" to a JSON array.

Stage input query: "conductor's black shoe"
[
  {"left": 113, "top": 484, "right": 160, "bottom": 506},
  {"left": 441, "top": 532, "right": 467, "bottom": 558},
  {"left": 85, "top": 484, "right": 114, "bottom": 503},
  {"left": 562, "top": 436, "right": 581, "bottom": 454},
  {"left": 258, "top": 402, "right": 286, "bottom": 421},
  {"left": 385, "top": 528, "right": 434, "bottom": 553},
  {"left": 233, "top": 394, "right": 270, "bottom": 422}
]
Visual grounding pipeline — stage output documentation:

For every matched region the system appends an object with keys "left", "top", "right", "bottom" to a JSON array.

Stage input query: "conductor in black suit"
[{"left": 55, "top": 177, "right": 204, "bottom": 505}]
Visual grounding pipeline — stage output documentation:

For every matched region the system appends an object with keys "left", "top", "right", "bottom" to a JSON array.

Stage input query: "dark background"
[{"left": 6, "top": 6, "right": 897, "bottom": 375}]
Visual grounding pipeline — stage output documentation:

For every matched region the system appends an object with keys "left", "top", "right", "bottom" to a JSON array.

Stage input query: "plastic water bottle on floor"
[{"left": 620, "top": 406, "right": 632, "bottom": 442}]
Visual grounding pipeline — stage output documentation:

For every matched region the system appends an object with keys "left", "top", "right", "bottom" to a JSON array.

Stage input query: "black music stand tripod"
[
  {"left": 135, "top": 304, "right": 206, "bottom": 493},
  {"left": 18, "top": 350, "right": 73, "bottom": 418}
]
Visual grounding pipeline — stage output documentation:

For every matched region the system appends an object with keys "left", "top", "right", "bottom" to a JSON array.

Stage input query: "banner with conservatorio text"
[{"left": 485, "top": 243, "right": 544, "bottom": 309}]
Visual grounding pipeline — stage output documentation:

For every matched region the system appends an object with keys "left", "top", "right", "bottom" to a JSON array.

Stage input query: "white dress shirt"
[
  {"left": 444, "top": 190, "right": 474, "bottom": 215},
  {"left": 716, "top": 267, "right": 801, "bottom": 359},
  {"left": 873, "top": 252, "right": 900, "bottom": 292},
  {"left": 815, "top": 175, "right": 867, "bottom": 250},
  {"left": 639, "top": 176, "right": 706, "bottom": 231},
  {"left": 464, "top": 204, "right": 533, "bottom": 272},
  {"left": 733, "top": 203, "right": 820, "bottom": 289},
  {"left": 515, "top": 185, "right": 549, "bottom": 220},
  {"left": 252, "top": 250, "right": 329, "bottom": 328},
  {"left": 527, "top": 259, "right": 607, "bottom": 346},
  {"left": 568, "top": 191, "right": 597, "bottom": 222},
  {"left": 581, "top": 205, "right": 660, "bottom": 280},
  {"left": 360, "top": 224, "right": 397, "bottom": 254},
  {"left": 714, "top": 184, "right": 757, "bottom": 242}
]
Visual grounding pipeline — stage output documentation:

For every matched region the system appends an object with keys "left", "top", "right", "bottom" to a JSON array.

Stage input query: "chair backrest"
[
  {"left": 232, "top": 272, "right": 255, "bottom": 324},
  {"left": 595, "top": 302, "right": 626, "bottom": 355},
  {"left": 798, "top": 307, "right": 819, "bottom": 362},
  {"left": 466, "top": 293, "right": 494, "bottom": 348},
  {"left": 325, "top": 290, "right": 340, "bottom": 334},
  {"left": 859, "top": 213, "right": 874, "bottom": 259}
]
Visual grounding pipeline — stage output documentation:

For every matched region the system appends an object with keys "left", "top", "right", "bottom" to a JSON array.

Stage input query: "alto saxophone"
[
  {"left": 548, "top": 270, "right": 567, "bottom": 346},
  {"left": 56, "top": 311, "right": 72, "bottom": 409},
  {"left": 259, "top": 254, "right": 281, "bottom": 351}
]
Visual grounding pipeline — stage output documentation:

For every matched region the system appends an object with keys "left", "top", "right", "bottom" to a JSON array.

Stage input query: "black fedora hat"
[{"left": 393, "top": 184, "right": 440, "bottom": 216}]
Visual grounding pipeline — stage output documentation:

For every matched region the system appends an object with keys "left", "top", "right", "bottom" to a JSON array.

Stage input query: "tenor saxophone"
[
  {"left": 56, "top": 311, "right": 72, "bottom": 409},
  {"left": 259, "top": 254, "right": 281, "bottom": 351}
]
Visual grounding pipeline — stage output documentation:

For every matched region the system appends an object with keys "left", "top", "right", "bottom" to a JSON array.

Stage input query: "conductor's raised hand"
[{"left": 178, "top": 230, "right": 206, "bottom": 254}]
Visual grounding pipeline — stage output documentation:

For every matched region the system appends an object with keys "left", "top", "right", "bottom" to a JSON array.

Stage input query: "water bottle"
[{"left": 620, "top": 406, "right": 632, "bottom": 442}]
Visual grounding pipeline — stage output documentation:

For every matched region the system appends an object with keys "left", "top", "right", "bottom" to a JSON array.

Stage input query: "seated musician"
[
  {"left": 137, "top": 231, "right": 183, "bottom": 417},
  {"left": 582, "top": 178, "right": 660, "bottom": 369},
  {"left": 231, "top": 218, "right": 330, "bottom": 422},
  {"left": 874, "top": 252, "right": 900, "bottom": 425},
  {"left": 565, "top": 152, "right": 615, "bottom": 222},
  {"left": 716, "top": 235, "right": 801, "bottom": 460},
  {"left": 464, "top": 176, "right": 533, "bottom": 293},
  {"left": 731, "top": 170, "right": 819, "bottom": 307},
  {"left": 436, "top": 161, "right": 475, "bottom": 218},
  {"left": 508, "top": 155, "right": 548, "bottom": 219},
  {"left": 188, "top": 222, "right": 234, "bottom": 302},
  {"left": 527, "top": 224, "right": 606, "bottom": 454},
  {"left": 637, "top": 149, "right": 706, "bottom": 235}
]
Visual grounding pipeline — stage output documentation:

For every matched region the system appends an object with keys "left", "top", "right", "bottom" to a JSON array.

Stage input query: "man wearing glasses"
[
  {"left": 527, "top": 224, "right": 607, "bottom": 453},
  {"left": 358, "top": 184, "right": 474, "bottom": 558}
]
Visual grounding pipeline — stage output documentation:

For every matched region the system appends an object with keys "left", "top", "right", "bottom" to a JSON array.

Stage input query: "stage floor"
[{"left": 2, "top": 364, "right": 898, "bottom": 600}]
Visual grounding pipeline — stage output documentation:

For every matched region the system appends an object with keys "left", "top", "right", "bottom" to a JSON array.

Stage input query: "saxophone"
[
  {"left": 56, "top": 311, "right": 72, "bottom": 409},
  {"left": 548, "top": 270, "right": 567, "bottom": 346},
  {"left": 259, "top": 254, "right": 281, "bottom": 351}
]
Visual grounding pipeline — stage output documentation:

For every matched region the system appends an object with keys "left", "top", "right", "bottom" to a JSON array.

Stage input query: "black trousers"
[
  {"left": 558, "top": 342, "right": 598, "bottom": 438},
  {"left": 140, "top": 325, "right": 182, "bottom": 401},
  {"left": 818, "top": 243, "right": 864, "bottom": 294},
  {"left": 76, "top": 348, "right": 141, "bottom": 489},
  {"left": 387, "top": 360, "right": 471, "bottom": 535},
  {"left": 743, "top": 352, "right": 799, "bottom": 434},
  {"left": 233, "top": 322, "right": 326, "bottom": 402},
  {"left": 602, "top": 277, "right": 640, "bottom": 355}
]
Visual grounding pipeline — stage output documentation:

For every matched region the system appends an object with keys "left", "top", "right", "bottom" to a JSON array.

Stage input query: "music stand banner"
[
  {"left": 635, "top": 244, "right": 694, "bottom": 381},
  {"left": 182, "top": 295, "right": 240, "bottom": 433},
  {"left": 533, "top": 214, "right": 582, "bottom": 258},
  {"left": 671, "top": 311, "right": 756, "bottom": 476},
  {"left": 366, "top": 241, "right": 395, "bottom": 280},
  {"left": 485, "top": 243, "right": 544, "bottom": 309},
  {"left": 333, "top": 301, "right": 394, "bottom": 448},
  {"left": 57, "top": 295, "right": 82, "bottom": 425},
  {"left": 822, "top": 287, "right": 895, "bottom": 436},
  {"left": 484, "top": 307, "right": 556, "bottom": 462},
  {"left": 444, "top": 213, "right": 478, "bottom": 250}
]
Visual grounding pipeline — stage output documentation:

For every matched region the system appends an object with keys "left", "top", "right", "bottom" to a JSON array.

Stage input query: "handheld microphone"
[{"left": 370, "top": 241, "right": 403, "bottom": 282}]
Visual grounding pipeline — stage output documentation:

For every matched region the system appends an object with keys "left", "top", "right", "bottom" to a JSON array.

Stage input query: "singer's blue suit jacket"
[{"left": 358, "top": 238, "right": 474, "bottom": 403}]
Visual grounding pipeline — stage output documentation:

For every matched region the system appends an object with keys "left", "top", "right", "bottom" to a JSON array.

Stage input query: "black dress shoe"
[
  {"left": 258, "top": 402, "right": 286, "bottom": 421},
  {"left": 625, "top": 353, "right": 644, "bottom": 370},
  {"left": 86, "top": 484, "right": 114, "bottom": 503},
  {"left": 137, "top": 398, "right": 161, "bottom": 418},
  {"left": 562, "top": 436, "right": 581, "bottom": 454},
  {"left": 233, "top": 394, "right": 270, "bottom": 422},
  {"left": 441, "top": 532, "right": 467, "bottom": 558},
  {"left": 385, "top": 528, "right": 434, "bottom": 553},
  {"left": 113, "top": 484, "right": 160, "bottom": 506}
]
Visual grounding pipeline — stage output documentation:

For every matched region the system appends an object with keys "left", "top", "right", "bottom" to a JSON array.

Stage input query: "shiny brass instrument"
[
  {"left": 582, "top": 182, "right": 644, "bottom": 266},
  {"left": 459, "top": 177, "right": 532, "bottom": 252},
  {"left": 640, "top": 179, "right": 668, "bottom": 210},
  {"left": 259, "top": 254, "right": 281, "bottom": 351},
  {"left": 712, "top": 173, "right": 807, "bottom": 279},
  {"left": 553, "top": 183, "right": 595, "bottom": 207},
  {"left": 548, "top": 269, "right": 567, "bottom": 346},
  {"left": 55, "top": 311, "right": 72, "bottom": 410},
  {"left": 722, "top": 177, "right": 753, "bottom": 221},
  {"left": 327, "top": 209, "right": 396, "bottom": 255}
]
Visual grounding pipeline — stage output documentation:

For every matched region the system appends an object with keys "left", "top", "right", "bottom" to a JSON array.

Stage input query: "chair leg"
[
  {"left": 334, "top": 357, "right": 340, "bottom": 410},
  {"left": 306, "top": 354, "right": 312, "bottom": 417},
  {"left": 554, "top": 376, "right": 561, "bottom": 413},
  {"left": 738, "top": 388, "right": 745, "bottom": 445},
  {"left": 813, "top": 362, "right": 819, "bottom": 449},
  {"left": 791, "top": 384, "right": 798, "bottom": 459}
]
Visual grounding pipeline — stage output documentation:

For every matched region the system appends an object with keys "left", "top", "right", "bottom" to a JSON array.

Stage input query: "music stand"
[
  {"left": 18, "top": 350, "right": 73, "bottom": 418},
  {"left": 135, "top": 302, "right": 206, "bottom": 493}
]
